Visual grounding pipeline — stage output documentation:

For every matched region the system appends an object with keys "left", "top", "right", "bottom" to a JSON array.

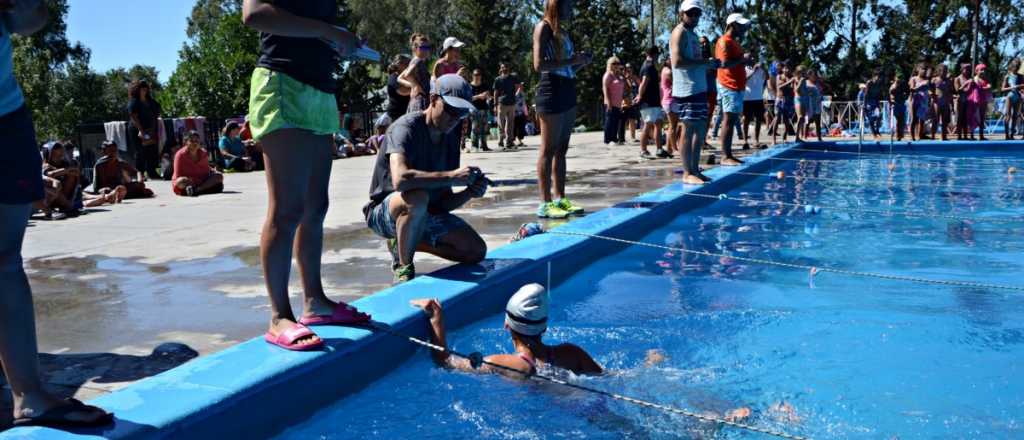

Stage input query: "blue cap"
[{"left": 431, "top": 74, "right": 476, "bottom": 112}]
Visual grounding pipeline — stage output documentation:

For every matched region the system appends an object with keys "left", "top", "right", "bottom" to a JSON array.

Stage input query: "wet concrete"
[{"left": 7, "top": 131, "right": 798, "bottom": 428}]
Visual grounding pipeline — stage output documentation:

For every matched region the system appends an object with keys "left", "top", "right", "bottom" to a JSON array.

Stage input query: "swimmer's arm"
[
  {"left": 410, "top": 299, "right": 453, "bottom": 367},
  {"left": 562, "top": 344, "right": 603, "bottom": 375}
]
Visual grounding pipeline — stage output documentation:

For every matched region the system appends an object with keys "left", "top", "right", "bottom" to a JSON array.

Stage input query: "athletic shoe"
[
  {"left": 537, "top": 202, "right": 570, "bottom": 219},
  {"left": 511, "top": 222, "right": 545, "bottom": 242},
  {"left": 639, "top": 151, "right": 655, "bottom": 161},
  {"left": 656, "top": 148, "right": 673, "bottom": 159},
  {"left": 386, "top": 238, "right": 400, "bottom": 270},
  {"left": 481, "top": 145, "right": 492, "bottom": 152},
  {"left": 393, "top": 263, "right": 415, "bottom": 284},
  {"left": 185, "top": 186, "right": 197, "bottom": 197},
  {"left": 555, "top": 198, "right": 584, "bottom": 215}
]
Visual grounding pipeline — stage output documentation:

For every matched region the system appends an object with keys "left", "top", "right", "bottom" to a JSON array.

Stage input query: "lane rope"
[
  {"left": 760, "top": 154, "right": 1018, "bottom": 173},
  {"left": 735, "top": 171, "right": 1024, "bottom": 197},
  {"left": 787, "top": 147, "right": 1023, "bottom": 164},
  {"left": 360, "top": 322, "right": 810, "bottom": 440},
  {"left": 681, "top": 191, "right": 1024, "bottom": 224},
  {"left": 548, "top": 230, "right": 1024, "bottom": 292}
]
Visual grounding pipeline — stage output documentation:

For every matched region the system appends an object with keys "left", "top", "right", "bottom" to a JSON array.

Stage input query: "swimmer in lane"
[{"left": 411, "top": 284, "right": 603, "bottom": 376}]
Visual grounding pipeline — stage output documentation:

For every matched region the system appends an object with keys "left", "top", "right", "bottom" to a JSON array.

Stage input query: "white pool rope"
[
  {"left": 359, "top": 322, "right": 809, "bottom": 440},
  {"left": 682, "top": 192, "right": 1024, "bottom": 225},
  {"left": 548, "top": 231, "right": 1024, "bottom": 292},
  {"left": 735, "top": 170, "right": 1024, "bottom": 195},
  {"left": 761, "top": 154, "right": 1019, "bottom": 172},
  {"left": 787, "top": 147, "right": 1024, "bottom": 165}
]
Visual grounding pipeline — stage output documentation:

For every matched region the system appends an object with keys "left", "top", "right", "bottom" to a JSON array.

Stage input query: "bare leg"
[
  {"left": 260, "top": 128, "right": 320, "bottom": 347},
  {"left": 678, "top": 120, "right": 705, "bottom": 185},
  {"left": 720, "top": 112, "right": 743, "bottom": 166},
  {"left": 416, "top": 226, "right": 486, "bottom": 264},
  {"left": 390, "top": 189, "right": 430, "bottom": 266},
  {"left": 536, "top": 112, "right": 561, "bottom": 203},
  {"left": 666, "top": 113, "right": 679, "bottom": 154},
  {"left": 0, "top": 204, "right": 109, "bottom": 424},
  {"left": 291, "top": 133, "right": 339, "bottom": 318},
  {"left": 553, "top": 107, "right": 575, "bottom": 200}
]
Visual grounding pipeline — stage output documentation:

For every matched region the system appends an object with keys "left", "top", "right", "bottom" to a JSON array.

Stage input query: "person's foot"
[
  {"left": 481, "top": 145, "right": 492, "bottom": 152},
  {"left": 656, "top": 148, "right": 672, "bottom": 159},
  {"left": 742, "top": 143, "right": 751, "bottom": 150},
  {"left": 555, "top": 198, "right": 584, "bottom": 215},
  {"left": 268, "top": 318, "right": 321, "bottom": 349},
  {"left": 537, "top": 202, "right": 570, "bottom": 219},
  {"left": 706, "top": 155, "right": 717, "bottom": 165},
  {"left": 979, "top": 135, "right": 987, "bottom": 141},
  {"left": 64, "top": 209, "right": 80, "bottom": 218},
  {"left": 517, "top": 141, "right": 525, "bottom": 147},
  {"left": 682, "top": 174, "right": 705, "bottom": 185},
  {"left": 13, "top": 395, "right": 113, "bottom": 428},
  {"left": 393, "top": 263, "right": 416, "bottom": 283},
  {"left": 757, "top": 143, "right": 768, "bottom": 150},
  {"left": 616, "top": 141, "right": 625, "bottom": 146},
  {"left": 185, "top": 186, "right": 197, "bottom": 197},
  {"left": 720, "top": 156, "right": 743, "bottom": 166},
  {"left": 639, "top": 150, "right": 654, "bottom": 161}
]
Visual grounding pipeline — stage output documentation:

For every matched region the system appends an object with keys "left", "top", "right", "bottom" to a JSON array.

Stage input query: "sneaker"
[
  {"left": 393, "top": 263, "right": 415, "bottom": 284},
  {"left": 537, "top": 202, "right": 570, "bottom": 219},
  {"left": 555, "top": 198, "right": 584, "bottom": 216},
  {"left": 639, "top": 151, "right": 655, "bottom": 161},
  {"left": 481, "top": 145, "right": 492, "bottom": 152},
  {"left": 656, "top": 148, "right": 673, "bottom": 159},
  {"left": 185, "top": 186, "right": 197, "bottom": 197},
  {"left": 386, "top": 238, "right": 401, "bottom": 270}
]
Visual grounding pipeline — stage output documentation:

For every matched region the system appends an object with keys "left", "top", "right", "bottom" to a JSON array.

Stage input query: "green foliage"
[{"left": 160, "top": 0, "right": 258, "bottom": 118}]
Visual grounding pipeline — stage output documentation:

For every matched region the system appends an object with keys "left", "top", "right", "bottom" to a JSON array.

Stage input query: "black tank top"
[
  {"left": 255, "top": 0, "right": 338, "bottom": 94},
  {"left": 386, "top": 74, "right": 410, "bottom": 120}
]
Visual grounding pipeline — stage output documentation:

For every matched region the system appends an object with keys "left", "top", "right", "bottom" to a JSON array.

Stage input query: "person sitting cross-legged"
[
  {"left": 364, "top": 74, "right": 488, "bottom": 283},
  {"left": 93, "top": 140, "right": 154, "bottom": 199},
  {"left": 172, "top": 130, "right": 224, "bottom": 197}
]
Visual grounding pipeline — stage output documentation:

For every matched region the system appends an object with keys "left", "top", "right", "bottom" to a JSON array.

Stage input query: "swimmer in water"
[{"left": 411, "top": 283, "right": 603, "bottom": 376}]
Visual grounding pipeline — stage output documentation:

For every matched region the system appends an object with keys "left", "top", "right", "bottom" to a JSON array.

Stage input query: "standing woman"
[
  {"left": 533, "top": 0, "right": 591, "bottom": 219},
  {"left": 126, "top": 80, "right": 162, "bottom": 181},
  {"left": 385, "top": 54, "right": 411, "bottom": 122},
  {"left": 602, "top": 56, "right": 624, "bottom": 146},
  {"left": 400, "top": 33, "right": 433, "bottom": 114},
  {"left": 890, "top": 71, "right": 910, "bottom": 141},
  {"left": 1000, "top": 58, "right": 1023, "bottom": 140},
  {"left": 793, "top": 66, "right": 808, "bottom": 142},
  {"left": 807, "top": 69, "right": 824, "bottom": 142},
  {"left": 931, "top": 64, "right": 953, "bottom": 141},
  {"left": 243, "top": 0, "right": 370, "bottom": 351}
]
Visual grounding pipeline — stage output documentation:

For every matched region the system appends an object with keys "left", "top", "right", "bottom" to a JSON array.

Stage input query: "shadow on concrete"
[{"left": 0, "top": 343, "right": 199, "bottom": 431}]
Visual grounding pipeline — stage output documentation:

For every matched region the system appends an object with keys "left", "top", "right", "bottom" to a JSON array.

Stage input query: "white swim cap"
[{"left": 505, "top": 284, "right": 549, "bottom": 336}]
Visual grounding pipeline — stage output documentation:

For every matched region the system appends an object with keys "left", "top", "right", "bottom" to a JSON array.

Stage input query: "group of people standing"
[{"left": 860, "top": 59, "right": 1024, "bottom": 142}]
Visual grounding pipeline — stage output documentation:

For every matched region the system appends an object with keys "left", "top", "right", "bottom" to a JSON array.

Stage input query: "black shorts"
[
  {"left": 0, "top": 105, "right": 44, "bottom": 205},
  {"left": 743, "top": 100, "right": 765, "bottom": 122},
  {"left": 535, "top": 73, "right": 577, "bottom": 115}
]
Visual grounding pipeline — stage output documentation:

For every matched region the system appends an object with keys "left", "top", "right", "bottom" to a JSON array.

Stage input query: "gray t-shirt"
[
  {"left": 365, "top": 112, "right": 462, "bottom": 212},
  {"left": 493, "top": 74, "right": 518, "bottom": 106}
]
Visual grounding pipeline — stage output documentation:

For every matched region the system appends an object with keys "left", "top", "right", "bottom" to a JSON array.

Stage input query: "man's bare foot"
[
  {"left": 682, "top": 174, "right": 705, "bottom": 185},
  {"left": 644, "top": 349, "right": 667, "bottom": 367},
  {"left": 724, "top": 407, "right": 752, "bottom": 422},
  {"left": 721, "top": 156, "right": 744, "bottom": 166},
  {"left": 269, "top": 318, "right": 321, "bottom": 348}
]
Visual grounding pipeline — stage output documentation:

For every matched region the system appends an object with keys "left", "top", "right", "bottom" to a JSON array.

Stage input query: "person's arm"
[
  {"left": 242, "top": 0, "right": 356, "bottom": 54},
  {"left": 389, "top": 153, "right": 474, "bottom": 191},
  {"left": 218, "top": 139, "right": 236, "bottom": 161},
  {"left": 671, "top": 27, "right": 708, "bottom": 69},
  {"left": 602, "top": 73, "right": 612, "bottom": 109},
  {"left": 635, "top": 75, "right": 649, "bottom": 106},
  {"left": 432, "top": 174, "right": 487, "bottom": 213},
  {"left": 399, "top": 60, "right": 425, "bottom": 96},
  {"left": 561, "top": 344, "right": 604, "bottom": 375},
  {"left": 2, "top": 0, "right": 48, "bottom": 36}
]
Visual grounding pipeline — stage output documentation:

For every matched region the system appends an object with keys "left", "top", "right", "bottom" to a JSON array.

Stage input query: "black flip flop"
[{"left": 12, "top": 398, "right": 114, "bottom": 429}]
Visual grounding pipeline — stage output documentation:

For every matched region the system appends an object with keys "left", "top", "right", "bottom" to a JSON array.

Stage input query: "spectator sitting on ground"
[
  {"left": 366, "top": 114, "right": 391, "bottom": 155},
  {"left": 41, "top": 142, "right": 81, "bottom": 217},
  {"left": 172, "top": 130, "right": 224, "bottom": 197},
  {"left": 364, "top": 74, "right": 488, "bottom": 283},
  {"left": 219, "top": 122, "right": 255, "bottom": 172},
  {"left": 94, "top": 140, "right": 154, "bottom": 199}
]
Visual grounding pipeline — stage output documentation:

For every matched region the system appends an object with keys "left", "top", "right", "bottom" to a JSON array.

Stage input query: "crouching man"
[{"left": 364, "top": 74, "right": 488, "bottom": 283}]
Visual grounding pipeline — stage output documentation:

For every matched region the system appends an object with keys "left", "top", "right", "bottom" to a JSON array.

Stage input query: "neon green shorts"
[{"left": 248, "top": 67, "right": 339, "bottom": 140}]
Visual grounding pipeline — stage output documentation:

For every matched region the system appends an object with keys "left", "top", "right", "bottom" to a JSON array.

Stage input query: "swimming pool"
[{"left": 277, "top": 144, "right": 1024, "bottom": 439}]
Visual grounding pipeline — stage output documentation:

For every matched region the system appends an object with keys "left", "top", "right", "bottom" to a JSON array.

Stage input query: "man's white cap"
[
  {"left": 442, "top": 37, "right": 466, "bottom": 54},
  {"left": 726, "top": 13, "right": 751, "bottom": 26},
  {"left": 505, "top": 284, "right": 549, "bottom": 336},
  {"left": 679, "top": 0, "right": 702, "bottom": 13}
]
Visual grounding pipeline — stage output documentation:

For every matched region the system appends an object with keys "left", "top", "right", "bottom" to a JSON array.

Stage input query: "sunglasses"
[
  {"left": 443, "top": 102, "right": 471, "bottom": 122},
  {"left": 417, "top": 44, "right": 433, "bottom": 51},
  {"left": 685, "top": 9, "right": 702, "bottom": 18}
]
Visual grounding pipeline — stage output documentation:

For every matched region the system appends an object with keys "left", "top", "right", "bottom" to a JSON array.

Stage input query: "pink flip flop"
[
  {"left": 264, "top": 323, "right": 323, "bottom": 351},
  {"left": 299, "top": 303, "right": 372, "bottom": 327}
]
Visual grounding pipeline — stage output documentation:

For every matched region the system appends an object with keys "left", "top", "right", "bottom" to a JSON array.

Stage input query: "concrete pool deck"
[{"left": 2, "top": 132, "right": 867, "bottom": 435}]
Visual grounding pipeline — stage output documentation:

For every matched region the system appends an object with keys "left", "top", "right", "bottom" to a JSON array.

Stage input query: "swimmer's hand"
[
  {"left": 643, "top": 349, "right": 667, "bottom": 367},
  {"left": 410, "top": 298, "right": 443, "bottom": 321}
]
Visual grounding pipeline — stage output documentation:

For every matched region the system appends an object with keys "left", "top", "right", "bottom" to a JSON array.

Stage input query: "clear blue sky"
[{"left": 65, "top": 0, "right": 195, "bottom": 83}]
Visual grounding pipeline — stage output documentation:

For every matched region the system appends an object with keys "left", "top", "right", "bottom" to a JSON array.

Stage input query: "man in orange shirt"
[{"left": 715, "top": 13, "right": 751, "bottom": 166}]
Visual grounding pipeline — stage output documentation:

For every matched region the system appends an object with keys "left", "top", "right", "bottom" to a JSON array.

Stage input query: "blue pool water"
[{"left": 278, "top": 147, "right": 1024, "bottom": 439}]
